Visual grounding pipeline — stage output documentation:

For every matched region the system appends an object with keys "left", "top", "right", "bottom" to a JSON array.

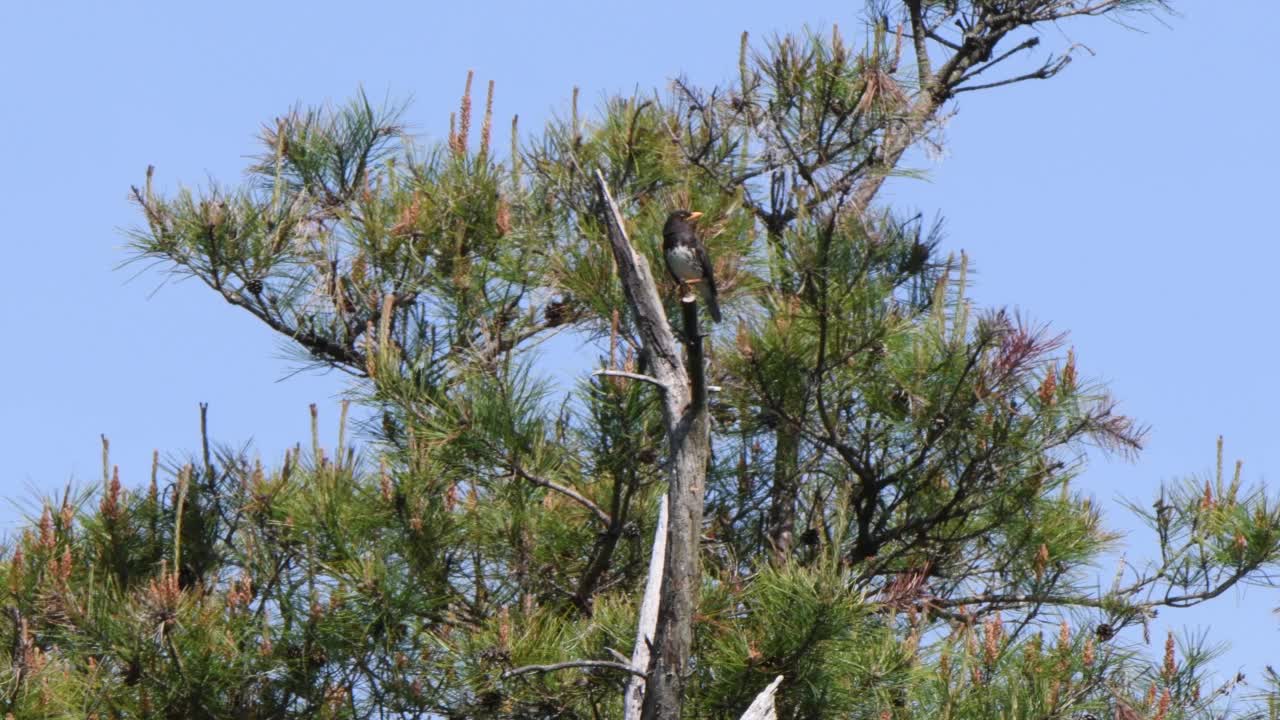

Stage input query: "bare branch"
[
  {"left": 955, "top": 37, "right": 1042, "bottom": 86},
  {"left": 954, "top": 55, "right": 1073, "bottom": 94},
  {"left": 905, "top": 0, "right": 933, "bottom": 86},
  {"left": 512, "top": 466, "right": 612, "bottom": 527},
  {"left": 592, "top": 369, "right": 668, "bottom": 390},
  {"left": 625, "top": 496, "right": 668, "bottom": 720},
  {"left": 502, "top": 660, "right": 647, "bottom": 680},
  {"left": 739, "top": 675, "right": 785, "bottom": 720}
]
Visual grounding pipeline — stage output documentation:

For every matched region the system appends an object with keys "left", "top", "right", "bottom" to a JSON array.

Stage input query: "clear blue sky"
[{"left": 2, "top": 0, "right": 1276, "bottom": 685}]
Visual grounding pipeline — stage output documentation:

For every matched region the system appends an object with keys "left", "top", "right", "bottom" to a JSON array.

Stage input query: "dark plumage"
[{"left": 662, "top": 210, "right": 722, "bottom": 322}]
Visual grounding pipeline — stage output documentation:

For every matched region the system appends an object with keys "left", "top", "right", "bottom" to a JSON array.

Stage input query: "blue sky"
[{"left": 2, "top": 0, "right": 1276, "bottom": 685}]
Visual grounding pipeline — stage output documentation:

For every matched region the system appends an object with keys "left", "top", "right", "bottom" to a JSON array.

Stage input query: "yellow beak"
[{"left": 686, "top": 211, "right": 703, "bottom": 221}]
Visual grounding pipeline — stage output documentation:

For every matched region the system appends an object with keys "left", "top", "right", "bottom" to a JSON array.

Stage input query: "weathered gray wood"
[
  {"left": 624, "top": 495, "right": 667, "bottom": 720},
  {"left": 739, "top": 675, "right": 784, "bottom": 720},
  {"left": 593, "top": 170, "right": 711, "bottom": 720},
  {"left": 593, "top": 170, "right": 685, "bottom": 393}
]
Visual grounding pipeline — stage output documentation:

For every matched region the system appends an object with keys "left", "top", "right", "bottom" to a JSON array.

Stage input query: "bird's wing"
[
  {"left": 696, "top": 242, "right": 722, "bottom": 322},
  {"left": 695, "top": 243, "right": 718, "bottom": 295}
]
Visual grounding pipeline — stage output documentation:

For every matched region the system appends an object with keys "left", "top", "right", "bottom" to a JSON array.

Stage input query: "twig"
[
  {"left": 592, "top": 369, "right": 668, "bottom": 389},
  {"left": 954, "top": 55, "right": 1072, "bottom": 94},
  {"left": 955, "top": 37, "right": 1042, "bottom": 85},
  {"left": 502, "top": 660, "right": 647, "bottom": 680},
  {"left": 512, "top": 466, "right": 612, "bottom": 526}
]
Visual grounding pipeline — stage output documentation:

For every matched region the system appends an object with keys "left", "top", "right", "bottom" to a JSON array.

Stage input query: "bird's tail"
[{"left": 702, "top": 284, "right": 723, "bottom": 323}]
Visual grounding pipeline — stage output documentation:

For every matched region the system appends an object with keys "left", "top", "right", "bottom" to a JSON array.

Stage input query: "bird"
[{"left": 662, "top": 209, "right": 722, "bottom": 323}]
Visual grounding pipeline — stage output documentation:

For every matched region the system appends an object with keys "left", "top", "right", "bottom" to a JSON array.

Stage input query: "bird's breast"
[{"left": 666, "top": 245, "right": 703, "bottom": 281}]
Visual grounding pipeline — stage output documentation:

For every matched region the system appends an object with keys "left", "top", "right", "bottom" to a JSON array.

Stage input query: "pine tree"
[{"left": 7, "top": 1, "right": 1280, "bottom": 718}]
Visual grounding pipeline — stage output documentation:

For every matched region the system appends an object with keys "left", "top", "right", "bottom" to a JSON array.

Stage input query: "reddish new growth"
[
  {"left": 880, "top": 562, "right": 931, "bottom": 610},
  {"left": 12, "top": 614, "right": 42, "bottom": 675},
  {"left": 495, "top": 196, "right": 511, "bottom": 237},
  {"left": 324, "top": 686, "right": 350, "bottom": 714},
  {"left": 981, "top": 311, "right": 1145, "bottom": 454},
  {"left": 227, "top": 573, "right": 253, "bottom": 612},
  {"left": 38, "top": 506, "right": 55, "bottom": 550},
  {"left": 1154, "top": 688, "right": 1171, "bottom": 720},
  {"left": 1162, "top": 631, "right": 1177, "bottom": 680},
  {"left": 380, "top": 459, "right": 394, "bottom": 504},
  {"left": 50, "top": 547, "right": 73, "bottom": 592},
  {"left": 982, "top": 613, "right": 1003, "bottom": 667},
  {"left": 101, "top": 466, "right": 123, "bottom": 519},
  {"left": 1034, "top": 543, "right": 1050, "bottom": 580},
  {"left": 979, "top": 311, "right": 1066, "bottom": 400},
  {"left": 1061, "top": 348, "right": 1078, "bottom": 391},
  {"left": 451, "top": 70, "right": 475, "bottom": 156},
  {"left": 250, "top": 460, "right": 266, "bottom": 497},
  {"left": 1022, "top": 633, "right": 1042, "bottom": 671},
  {"left": 1200, "top": 480, "right": 1216, "bottom": 510},
  {"left": 9, "top": 547, "right": 25, "bottom": 594},
  {"left": 391, "top": 195, "right": 423, "bottom": 238},
  {"left": 479, "top": 79, "right": 495, "bottom": 156},
  {"left": 142, "top": 563, "right": 183, "bottom": 632},
  {"left": 735, "top": 319, "right": 754, "bottom": 360},
  {"left": 497, "top": 605, "right": 511, "bottom": 650},
  {"left": 1057, "top": 619, "right": 1070, "bottom": 656},
  {"left": 1038, "top": 368, "right": 1058, "bottom": 407}
]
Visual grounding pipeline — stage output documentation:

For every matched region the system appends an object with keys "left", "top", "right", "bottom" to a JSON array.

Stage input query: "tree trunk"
[
  {"left": 593, "top": 171, "right": 711, "bottom": 720},
  {"left": 768, "top": 426, "right": 800, "bottom": 563},
  {"left": 641, "top": 298, "right": 710, "bottom": 720}
]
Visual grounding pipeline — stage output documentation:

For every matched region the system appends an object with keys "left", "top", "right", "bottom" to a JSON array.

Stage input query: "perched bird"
[{"left": 662, "top": 210, "right": 722, "bottom": 322}]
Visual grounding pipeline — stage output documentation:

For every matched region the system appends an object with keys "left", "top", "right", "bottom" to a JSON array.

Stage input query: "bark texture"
[{"left": 594, "top": 170, "right": 711, "bottom": 720}]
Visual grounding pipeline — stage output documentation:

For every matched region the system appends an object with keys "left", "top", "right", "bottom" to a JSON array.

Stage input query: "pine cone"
[{"left": 544, "top": 297, "right": 573, "bottom": 327}]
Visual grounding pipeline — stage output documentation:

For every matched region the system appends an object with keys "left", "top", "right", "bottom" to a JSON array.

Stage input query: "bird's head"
[{"left": 663, "top": 209, "right": 703, "bottom": 237}]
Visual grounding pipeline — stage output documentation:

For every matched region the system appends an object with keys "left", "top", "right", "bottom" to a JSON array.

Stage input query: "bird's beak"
[{"left": 686, "top": 211, "right": 703, "bottom": 221}]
